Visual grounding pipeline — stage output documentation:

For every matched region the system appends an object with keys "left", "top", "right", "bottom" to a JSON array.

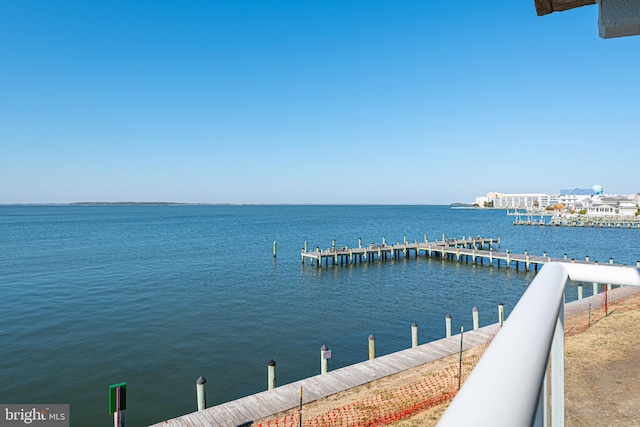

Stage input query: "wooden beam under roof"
[{"left": 534, "top": 0, "right": 596, "bottom": 16}]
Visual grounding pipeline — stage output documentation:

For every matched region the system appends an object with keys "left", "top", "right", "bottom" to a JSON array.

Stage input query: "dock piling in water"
[
  {"left": 267, "top": 360, "right": 276, "bottom": 391},
  {"left": 472, "top": 307, "right": 479, "bottom": 330},
  {"left": 320, "top": 345, "right": 330, "bottom": 374},
  {"left": 196, "top": 376, "right": 206, "bottom": 411},
  {"left": 368, "top": 335, "right": 376, "bottom": 360},
  {"left": 411, "top": 322, "right": 418, "bottom": 348},
  {"left": 445, "top": 314, "right": 452, "bottom": 338}
]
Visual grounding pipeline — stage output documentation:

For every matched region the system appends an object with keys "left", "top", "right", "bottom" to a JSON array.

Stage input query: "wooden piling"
[
  {"left": 445, "top": 314, "right": 452, "bottom": 338},
  {"left": 196, "top": 376, "right": 207, "bottom": 411},
  {"left": 498, "top": 302, "right": 504, "bottom": 326},
  {"left": 411, "top": 322, "right": 418, "bottom": 348},
  {"left": 267, "top": 360, "right": 276, "bottom": 391},
  {"left": 368, "top": 335, "right": 376, "bottom": 360},
  {"left": 472, "top": 307, "right": 479, "bottom": 330},
  {"left": 320, "top": 345, "right": 330, "bottom": 374}
]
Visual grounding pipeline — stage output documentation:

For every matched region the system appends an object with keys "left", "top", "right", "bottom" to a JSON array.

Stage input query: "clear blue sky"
[{"left": 1, "top": 1, "right": 638, "bottom": 204}]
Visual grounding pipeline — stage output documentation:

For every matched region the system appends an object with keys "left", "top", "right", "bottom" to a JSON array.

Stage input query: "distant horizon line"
[{"left": 0, "top": 202, "right": 461, "bottom": 207}]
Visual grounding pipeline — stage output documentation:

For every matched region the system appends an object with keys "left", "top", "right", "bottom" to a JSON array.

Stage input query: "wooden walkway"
[
  {"left": 513, "top": 218, "right": 640, "bottom": 227},
  {"left": 302, "top": 236, "right": 500, "bottom": 267},
  {"left": 301, "top": 236, "right": 636, "bottom": 271},
  {"left": 148, "top": 324, "right": 499, "bottom": 427}
]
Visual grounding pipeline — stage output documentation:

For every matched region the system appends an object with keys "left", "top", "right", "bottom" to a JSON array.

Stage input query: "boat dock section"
[
  {"left": 507, "top": 210, "right": 640, "bottom": 228},
  {"left": 148, "top": 324, "right": 499, "bottom": 427},
  {"left": 546, "top": 217, "right": 640, "bottom": 228},
  {"left": 301, "top": 236, "right": 638, "bottom": 271},
  {"left": 302, "top": 236, "right": 500, "bottom": 267}
]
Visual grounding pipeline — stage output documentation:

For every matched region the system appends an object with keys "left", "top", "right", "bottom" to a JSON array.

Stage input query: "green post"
[{"left": 109, "top": 382, "right": 127, "bottom": 427}]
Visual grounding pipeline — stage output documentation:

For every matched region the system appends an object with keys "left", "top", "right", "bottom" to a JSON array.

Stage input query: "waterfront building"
[
  {"left": 558, "top": 188, "right": 593, "bottom": 208},
  {"left": 582, "top": 195, "right": 638, "bottom": 217},
  {"left": 476, "top": 187, "right": 638, "bottom": 216},
  {"left": 477, "top": 192, "right": 548, "bottom": 209}
]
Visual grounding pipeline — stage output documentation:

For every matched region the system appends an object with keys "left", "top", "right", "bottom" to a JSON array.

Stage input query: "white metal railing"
[{"left": 436, "top": 262, "right": 640, "bottom": 427}]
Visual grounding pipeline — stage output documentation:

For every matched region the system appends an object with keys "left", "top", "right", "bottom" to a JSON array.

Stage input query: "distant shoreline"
[{"left": 0, "top": 202, "right": 453, "bottom": 207}]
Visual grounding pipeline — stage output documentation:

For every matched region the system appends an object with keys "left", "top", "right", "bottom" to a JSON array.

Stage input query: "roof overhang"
[{"left": 535, "top": 0, "right": 640, "bottom": 38}]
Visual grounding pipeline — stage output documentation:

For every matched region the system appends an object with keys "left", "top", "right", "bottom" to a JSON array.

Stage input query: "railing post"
[{"left": 551, "top": 296, "right": 565, "bottom": 427}]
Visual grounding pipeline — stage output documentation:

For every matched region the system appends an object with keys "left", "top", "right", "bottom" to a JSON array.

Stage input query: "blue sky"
[{"left": 1, "top": 1, "right": 638, "bottom": 204}]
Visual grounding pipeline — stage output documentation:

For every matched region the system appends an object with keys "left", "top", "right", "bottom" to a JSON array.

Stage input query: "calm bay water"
[{"left": 1, "top": 205, "right": 638, "bottom": 426}]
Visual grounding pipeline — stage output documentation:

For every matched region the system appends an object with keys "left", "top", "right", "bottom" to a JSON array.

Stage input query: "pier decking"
[
  {"left": 149, "top": 325, "right": 499, "bottom": 427},
  {"left": 302, "top": 236, "right": 500, "bottom": 266},
  {"left": 301, "top": 236, "right": 638, "bottom": 271}
]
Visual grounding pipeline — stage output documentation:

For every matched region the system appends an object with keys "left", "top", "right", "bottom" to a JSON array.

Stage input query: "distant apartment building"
[
  {"left": 475, "top": 188, "right": 639, "bottom": 217},
  {"left": 494, "top": 193, "right": 545, "bottom": 208},
  {"left": 476, "top": 192, "right": 549, "bottom": 208}
]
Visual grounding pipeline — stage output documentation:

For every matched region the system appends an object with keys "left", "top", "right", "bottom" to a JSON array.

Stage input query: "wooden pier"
[
  {"left": 547, "top": 217, "right": 640, "bottom": 228},
  {"left": 302, "top": 236, "right": 500, "bottom": 267},
  {"left": 301, "top": 236, "right": 636, "bottom": 271},
  {"left": 148, "top": 324, "right": 499, "bottom": 427}
]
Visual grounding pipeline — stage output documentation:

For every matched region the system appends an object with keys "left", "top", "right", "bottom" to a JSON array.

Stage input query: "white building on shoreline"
[
  {"left": 475, "top": 186, "right": 639, "bottom": 216},
  {"left": 475, "top": 192, "right": 558, "bottom": 209}
]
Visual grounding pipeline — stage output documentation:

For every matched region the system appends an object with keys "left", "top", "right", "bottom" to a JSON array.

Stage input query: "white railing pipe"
[{"left": 437, "top": 263, "right": 640, "bottom": 427}]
